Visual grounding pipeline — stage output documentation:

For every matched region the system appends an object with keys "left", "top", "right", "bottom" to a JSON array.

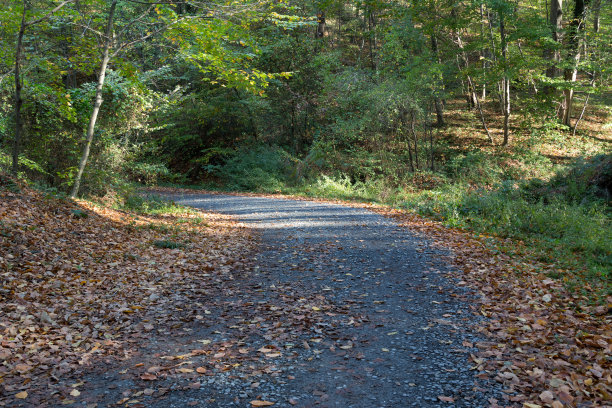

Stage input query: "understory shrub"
[{"left": 215, "top": 146, "right": 296, "bottom": 191}]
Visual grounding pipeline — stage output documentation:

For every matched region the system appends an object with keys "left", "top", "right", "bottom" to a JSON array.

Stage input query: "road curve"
[{"left": 163, "top": 193, "right": 504, "bottom": 408}]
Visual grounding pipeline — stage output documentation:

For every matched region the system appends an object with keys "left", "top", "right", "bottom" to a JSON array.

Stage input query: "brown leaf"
[
  {"left": 250, "top": 400, "right": 275, "bottom": 406},
  {"left": 438, "top": 396, "right": 454, "bottom": 403},
  {"left": 539, "top": 390, "right": 554, "bottom": 404},
  {"left": 15, "top": 391, "right": 28, "bottom": 399},
  {"left": 15, "top": 364, "right": 32, "bottom": 373},
  {"left": 140, "top": 373, "right": 157, "bottom": 381},
  {"left": 558, "top": 391, "right": 574, "bottom": 405}
]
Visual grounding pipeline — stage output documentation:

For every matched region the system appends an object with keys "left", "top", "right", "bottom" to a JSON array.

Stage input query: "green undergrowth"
[{"left": 120, "top": 193, "right": 189, "bottom": 215}]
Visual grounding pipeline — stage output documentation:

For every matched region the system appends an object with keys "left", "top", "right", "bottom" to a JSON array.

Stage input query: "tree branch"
[{"left": 24, "top": 0, "right": 76, "bottom": 28}]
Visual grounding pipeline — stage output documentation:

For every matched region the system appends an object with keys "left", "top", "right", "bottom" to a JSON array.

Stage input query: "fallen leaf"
[
  {"left": 438, "top": 396, "right": 454, "bottom": 403},
  {"left": 558, "top": 390, "right": 574, "bottom": 405},
  {"left": 15, "top": 391, "right": 28, "bottom": 399},
  {"left": 140, "top": 373, "right": 157, "bottom": 381},
  {"left": 250, "top": 400, "right": 275, "bottom": 406},
  {"left": 539, "top": 390, "right": 554, "bottom": 404},
  {"left": 15, "top": 364, "right": 32, "bottom": 373},
  {"left": 70, "top": 389, "right": 81, "bottom": 397}
]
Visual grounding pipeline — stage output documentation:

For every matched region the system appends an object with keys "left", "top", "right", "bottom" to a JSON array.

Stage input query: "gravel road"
[{"left": 153, "top": 193, "right": 506, "bottom": 408}]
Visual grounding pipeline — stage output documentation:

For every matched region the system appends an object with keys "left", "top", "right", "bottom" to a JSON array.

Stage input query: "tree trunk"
[
  {"left": 456, "top": 34, "right": 492, "bottom": 142},
  {"left": 592, "top": 0, "right": 601, "bottom": 32},
  {"left": 11, "top": 6, "right": 26, "bottom": 175},
  {"left": 468, "top": 75, "right": 495, "bottom": 144},
  {"left": 410, "top": 113, "right": 419, "bottom": 170},
  {"left": 480, "top": 3, "right": 487, "bottom": 100},
  {"left": 11, "top": 0, "right": 74, "bottom": 175},
  {"left": 500, "top": 13, "right": 510, "bottom": 146},
  {"left": 316, "top": 11, "right": 326, "bottom": 38},
  {"left": 430, "top": 34, "right": 445, "bottom": 127},
  {"left": 546, "top": 0, "right": 563, "bottom": 79},
  {"left": 70, "top": 0, "right": 117, "bottom": 198},
  {"left": 560, "top": 0, "right": 589, "bottom": 127},
  {"left": 368, "top": 9, "right": 377, "bottom": 71}
]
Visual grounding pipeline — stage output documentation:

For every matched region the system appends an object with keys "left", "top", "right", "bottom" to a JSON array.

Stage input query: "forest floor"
[{"left": 0, "top": 181, "right": 611, "bottom": 407}]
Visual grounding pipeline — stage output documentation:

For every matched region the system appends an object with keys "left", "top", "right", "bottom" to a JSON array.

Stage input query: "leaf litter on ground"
[{"left": 0, "top": 183, "right": 254, "bottom": 406}]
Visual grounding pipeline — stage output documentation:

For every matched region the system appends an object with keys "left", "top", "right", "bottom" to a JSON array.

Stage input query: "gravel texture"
[
  {"left": 156, "top": 193, "right": 506, "bottom": 407},
  {"left": 67, "top": 193, "right": 508, "bottom": 408}
]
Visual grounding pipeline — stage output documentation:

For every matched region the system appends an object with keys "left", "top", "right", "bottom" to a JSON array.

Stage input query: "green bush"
[
  {"left": 444, "top": 150, "right": 503, "bottom": 185},
  {"left": 524, "top": 154, "right": 612, "bottom": 205},
  {"left": 128, "top": 162, "right": 172, "bottom": 185},
  {"left": 215, "top": 146, "right": 295, "bottom": 191}
]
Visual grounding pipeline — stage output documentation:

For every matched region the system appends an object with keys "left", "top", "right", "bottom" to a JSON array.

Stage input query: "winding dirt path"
[{"left": 151, "top": 193, "right": 504, "bottom": 407}]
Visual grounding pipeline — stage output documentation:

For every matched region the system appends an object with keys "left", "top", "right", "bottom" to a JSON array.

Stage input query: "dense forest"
[{"left": 0, "top": 0, "right": 610, "bottom": 290}]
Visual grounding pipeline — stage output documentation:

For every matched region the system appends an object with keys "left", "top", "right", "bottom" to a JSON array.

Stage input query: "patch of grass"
[
  {"left": 213, "top": 145, "right": 295, "bottom": 192},
  {"left": 139, "top": 222, "right": 179, "bottom": 234},
  {"left": 153, "top": 239, "right": 185, "bottom": 249},
  {"left": 71, "top": 209, "right": 89, "bottom": 219},
  {"left": 175, "top": 217, "right": 208, "bottom": 226},
  {"left": 400, "top": 182, "right": 611, "bottom": 300},
  {"left": 121, "top": 193, "right": 188, "bottom": 215}
]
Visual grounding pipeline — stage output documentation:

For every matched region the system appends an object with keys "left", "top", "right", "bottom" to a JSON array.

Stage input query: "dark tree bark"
[
  {"left": 560, "top": 0, "right": 590, "bottom": 127},
  {"left": 12, "top": 0, "right": 74, "bottom": 175},
  {"left": 499, "top": 12, "right": 510, "bottom": 146},
  {"left": 12, "top": 6, "right": 26, "bottom": 175},
  {"left": 592, "top": 0, "right": 601, "bottom": 32},
  {"left": 546, "top": 0, "right": 564, "bottom": 79},
  {"left": 316, "top": 11, "right": 326, "bottom": 38},
  {"left": 430, "top": 34, "right": 445, "bottom": 127}
]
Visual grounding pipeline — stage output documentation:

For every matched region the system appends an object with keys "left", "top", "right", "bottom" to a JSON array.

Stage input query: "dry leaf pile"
[{"left": 0, "top": 184, "right": 253, "bottom": 405}]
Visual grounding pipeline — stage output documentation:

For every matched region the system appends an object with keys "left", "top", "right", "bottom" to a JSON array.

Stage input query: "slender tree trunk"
[
  {"left": 430, "top": 34, "right": 445, "bottom": 127},
  {"left": 592, "top": 0, "right": 601, "bottom": 32},
  {"left": 480, "top": 3, "right": 487, "bottom": 100},
  {"left": 11, "top": 7, "right": 27, "bottom": 175},
  {"left": 499, "top": 13, "right": 510, "bottom": 146},
  {"left": 572, "top": 93, "right": 589, "bottom": 136},
  {"left": 456, "top": 34, "right": 492, "bottom": 142},
  {"left": 71, "top": 0, "right": 117, "bottom": 198},
  {"left": 560, "top": 0, "right": 589, "bottom": 127},
  {"left": 468, "top": 76, "right": 495, "bottom": 144},
  {"left": 485, "top": 7, "right": 505, "bottom": 114},
  {"left": 546, "top": 0, "right": 563, "bottom": 79},
  {"left": 368, "top": 10, "right": 377, "bottom": 71},
  {"left": 316, "top": 10, "right": 326, "bottom": 38},
  {"left": 410, "top": 113, "right": 419, "bottom": 170},
  {"left": 11, "top": 0, "right": 74, "bottom": 175}
]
